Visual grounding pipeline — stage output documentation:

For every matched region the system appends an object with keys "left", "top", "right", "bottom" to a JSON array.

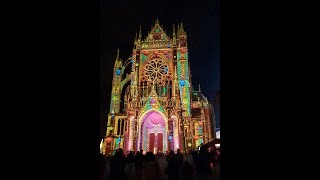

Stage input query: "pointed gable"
[
  {"left": 141, "top": 19, "right": 171, "bottom": 49},
  {"left": 140, "top": 85, "right": 165, "bottom": 115},
  {"left": 145, "top": 24, "right": 169, "bottom": 42}
]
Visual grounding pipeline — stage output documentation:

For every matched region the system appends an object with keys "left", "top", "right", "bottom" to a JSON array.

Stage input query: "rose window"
[{"left": 142, "top": 58, "right": 168, "bottom": 86}]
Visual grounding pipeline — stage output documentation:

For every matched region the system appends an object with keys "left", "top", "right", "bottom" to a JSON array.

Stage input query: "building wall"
[
  {"left": 215, "top": 90, "right": 220, "bottom": 129},
  {"left": 103, "top": 21, "right": 215, "bottom": 155}
]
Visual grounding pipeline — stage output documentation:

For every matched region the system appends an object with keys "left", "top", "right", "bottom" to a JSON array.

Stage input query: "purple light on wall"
[
  {"left": 142, "top": 111, "right": 165, "bottom": 126},
  {"left": 141, "top": 111, "right": 166, "bottom": 151}
]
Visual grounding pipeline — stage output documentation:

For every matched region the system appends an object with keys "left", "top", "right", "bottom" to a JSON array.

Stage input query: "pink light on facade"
[
  {"left": 128, "top": 117, "right": 135, "bottom": 151},
  {"left": 142, "top": 111, "right": 165, "bottom": 127},
  {"left": 140, "top": 111, "right": 167, "bottom": 152},
  {"left": 150, "top": 116, "right": 161, "bottom": 125},
  {"left": 172, "top": 116, "right": 179, "bottom": 151}
]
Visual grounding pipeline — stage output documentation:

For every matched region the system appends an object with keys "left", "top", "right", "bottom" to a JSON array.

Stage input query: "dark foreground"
[{"left": 102, "top": 154, "right": 220, "bottom": 180}]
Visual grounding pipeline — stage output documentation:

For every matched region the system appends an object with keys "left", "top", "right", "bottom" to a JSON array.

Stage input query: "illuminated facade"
[
  {"left": 103, "top": 19, "right": 215, "bottom": 155},
  {"left": 215, "top": 90, "right": 220, "bottom": 129}
]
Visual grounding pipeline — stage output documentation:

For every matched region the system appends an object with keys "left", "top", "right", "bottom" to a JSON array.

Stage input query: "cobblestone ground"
[{"left": 103, "top": 155, "right": 219, "bottom": 180}]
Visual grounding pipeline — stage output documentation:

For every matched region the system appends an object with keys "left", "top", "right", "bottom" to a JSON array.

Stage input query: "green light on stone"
[{"left": 141, "top": 54, "right": 147, "bottom": 64}]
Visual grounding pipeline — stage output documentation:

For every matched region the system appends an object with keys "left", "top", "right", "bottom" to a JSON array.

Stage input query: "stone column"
[
  {"left": 137, "top": 126, "right": 141, "bottom": 151},
  {"left": 154, "top": 133, "right": 158, "bottom": 154}
]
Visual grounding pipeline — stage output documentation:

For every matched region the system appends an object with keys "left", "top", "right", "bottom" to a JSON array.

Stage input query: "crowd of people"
[{"left": 100, "top": 145, "right": 220, "bottom": 180}]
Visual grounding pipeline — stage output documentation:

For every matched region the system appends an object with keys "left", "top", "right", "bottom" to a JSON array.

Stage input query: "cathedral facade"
[{"left": 102, "top": 20, "right": 215, "bottom": 155}]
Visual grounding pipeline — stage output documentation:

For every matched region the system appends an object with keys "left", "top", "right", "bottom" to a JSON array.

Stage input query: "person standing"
[
  {"left": 126, "top": 151, "right": 135, "bottom": 180},
  {"left": 134, "top": 150, "right": 143, "bottom": 180},
  {"left": 176, "top": 149, "right": 184, "bottom": 180},
  {"left": 183, "top": 160, "right": 194, "bottom": 180},
  {"left": 143, "top": 152, "right": 161, "bottom": 180},
  {"left": 100, "top": 153, "right": 106, "bottom": 180},
  {"left": 196, "top": 146, "right": 212, "bottom": 180},
  {"left": 109, "top": 148, "right": 127, "bottom": 180},
  {"left": 166, "top": 150, "right": 179, "bottom": 180}
]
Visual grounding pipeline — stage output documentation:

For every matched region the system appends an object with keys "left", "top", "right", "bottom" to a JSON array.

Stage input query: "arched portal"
[{"left": 137, "top": 109, "right": 168, "bottom": 153}]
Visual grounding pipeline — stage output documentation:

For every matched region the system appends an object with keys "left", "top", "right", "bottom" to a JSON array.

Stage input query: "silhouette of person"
[
  {"left": 196, "top": 146, "right": 212, "bottom": 180},
  {"left": 100, "top": 153, "right": 106, "bottom": 180},
  {"left": 126, "top": 151, "right": 135, "bottom": 180},
  {"left": 134, "top": 150, "right": 144, "bottom": 180},
  {"left": 143, "top": 152, "right": 161, "bottom": 180},
  {"left": 183, "top": 160, "right": 194, "bottom": 180},
  {"left": 109, "top": 148, "right": 127, "bottom": 180},
  {"left": 176, "top": 149, "right": 184, "bottom": 180},
  {"left": 166, "top": 150, "right": 179, "bottom": 180}
]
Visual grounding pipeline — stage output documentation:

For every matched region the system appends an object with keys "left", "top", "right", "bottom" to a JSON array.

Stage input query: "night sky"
[{"left": 100, "top": 0, "right": 220, "bottom": 136}]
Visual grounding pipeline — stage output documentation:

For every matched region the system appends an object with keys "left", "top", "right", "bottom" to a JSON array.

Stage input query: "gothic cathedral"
[{"left": 102, "top": 19, "right": 215, "bottom": 155}]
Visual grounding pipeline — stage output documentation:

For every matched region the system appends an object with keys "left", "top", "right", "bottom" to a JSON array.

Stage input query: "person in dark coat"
[
  {"left": 109, "top": 148, "right": 127, "bottom": 180},
  {"left": 195, "top": 146, "right": 212, "bottom": 180},
  {"left": 134, "top": 150, "right": 144, "bottom": 180},
  {"left": 143, "top": 152, "right": 161, "bottom": 180},
  {"left": 176, "top": 149, "right": 184, "bottom": 179},
  {"left": 126, "top": 151, "right": 135, "bottom": 180},
  {"left": 166, "top": 150, "right": 179, "bottom": 180},
  {"left": 183, "top": 160, "right": 194, "bottom": 180},
  {"left": 192, "top": 150, "right": 198, "bottom": 165},
  {"left": 100, "top": 153, "right": 106, "bottom": 180}
]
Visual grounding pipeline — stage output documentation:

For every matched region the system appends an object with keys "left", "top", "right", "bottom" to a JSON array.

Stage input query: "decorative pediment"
[
  {"left": 145, "top": 19, "right": 169, "bottom": 41},
  {"left": 140, "top": 85, "right": 165, "bottom": 116},
  {"left": 141, "top": 19, "right": 171, "bottom": 49}
]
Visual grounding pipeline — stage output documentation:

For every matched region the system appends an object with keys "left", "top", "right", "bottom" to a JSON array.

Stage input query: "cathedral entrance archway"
[{"left": 138, "top": 109, "right": 168, "bottom": 153}]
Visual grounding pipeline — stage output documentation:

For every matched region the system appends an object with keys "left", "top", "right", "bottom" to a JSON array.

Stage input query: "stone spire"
[
  {"left": 172, "top": 24, "right": 177, "bottom": 45},
  {"left": 178, "top": 22, "right": 187, "bottom": 36},
  {"left": 180, "top": 22, "right": 184, "bottom": 32},
  {"left": 138, "top": 25, "right": 142, "bottom": 40},
  {"left": 116, "top": 48, "right": 120, "bottom": 60}
]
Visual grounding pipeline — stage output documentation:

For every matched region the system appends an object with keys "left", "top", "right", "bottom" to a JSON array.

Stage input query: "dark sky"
[{"left": 100, "top": 0, "right": 220, "bottom": 136}]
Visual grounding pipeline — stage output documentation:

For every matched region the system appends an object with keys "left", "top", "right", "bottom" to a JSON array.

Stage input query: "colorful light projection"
[
  {"left": 116, "top": 69, "right": 121, "bottom": 75},
  {"left": 177, "top": 50, "right": 191, "bottom": 116},
  {"left": 172, "top": 116, "right": 180, "bottom": 151},
  {"left": 106, "top": 20, "right": 215, "bottom": 153},
  {"left": 141, "top": 54, "right": 148, "bottom": 64},
  {"left": 127, "top": 117, "right": 135, "bottom": 151},
  {"left": 114, "top": 137, "right": 122, "bottom": 150},
  {"left": 140, "top": 110, "right": 167, "bottom": 152},
  {"left": 194, "top": 122, "right": 204, "bottom": 147},
  {"left": 141, "top": 94, "right": 165, "bottom": 115}
]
